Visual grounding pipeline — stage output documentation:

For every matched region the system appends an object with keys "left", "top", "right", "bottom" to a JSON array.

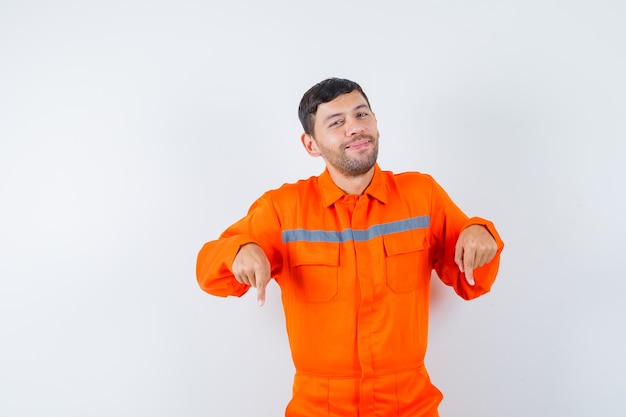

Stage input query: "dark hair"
[{"left": 298, "top": 78, "right": 371, "bottom": 135}]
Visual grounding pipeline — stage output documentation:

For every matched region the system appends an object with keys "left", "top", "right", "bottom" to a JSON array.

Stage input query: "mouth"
[{"left": 345, "top": 137, "right": 372, "bottom": 150}]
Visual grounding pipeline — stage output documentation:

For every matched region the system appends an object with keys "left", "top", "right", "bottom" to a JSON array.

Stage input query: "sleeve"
[
  {"left": 428, "top": 176, "right": 505, "bottom": 300},
  {"left": 195, "top": 191, "right": 283, "bottom": 298}
]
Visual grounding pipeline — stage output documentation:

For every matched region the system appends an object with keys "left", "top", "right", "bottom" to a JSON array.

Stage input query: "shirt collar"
[{"left": 319, "top": 164, "right": 388, "bottom": 207}]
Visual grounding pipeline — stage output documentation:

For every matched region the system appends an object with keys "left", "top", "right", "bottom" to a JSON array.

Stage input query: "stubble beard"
[{"left": 335, "top": 134, "right": 379, "bottom": 178}]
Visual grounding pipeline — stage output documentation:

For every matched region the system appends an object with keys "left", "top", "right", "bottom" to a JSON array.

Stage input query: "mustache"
[{"left": 345, "top": 134, "right": 376, "bottom": 147}]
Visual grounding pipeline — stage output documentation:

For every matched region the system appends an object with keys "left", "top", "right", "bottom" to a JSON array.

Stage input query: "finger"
[
  {"left": 257, "top": 281, "right": 267, "bottom": 307},
  {"left": 454, "top": 239, "right": 465, "bottom": 272},
  {"left": 474, "top": 244, "right": 496, "bottom": 269},
  {"left": 464, "top": 266, "right": 475, "bottom": 286},
  {"left": 485, "top": 245, "right": 497, "bottom": 265},
  {"left": 234, "top": 272, "right": 248, "bottom": 285},
  {"left": 257, "top": 264, "right": 273, "bottom": 306},
  {"left": 463, "top": 247, "right": 476, "bottom": 286},
  {"left": 476, "top": 249, "right": 491, "bottom": 269}
]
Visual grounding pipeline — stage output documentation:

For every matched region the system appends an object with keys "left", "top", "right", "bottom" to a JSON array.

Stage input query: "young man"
[{"left": 196, "top": 78, "right": 504, "bottom": 416}]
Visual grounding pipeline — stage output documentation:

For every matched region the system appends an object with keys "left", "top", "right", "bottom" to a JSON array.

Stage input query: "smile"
[{"left": 345, "top": 138, "right": 371, "bottom": 150}]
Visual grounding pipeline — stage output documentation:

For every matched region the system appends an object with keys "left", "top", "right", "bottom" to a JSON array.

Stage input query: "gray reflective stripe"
[{"left": 282, "top": 215, "right": 430, "bottom": 243}]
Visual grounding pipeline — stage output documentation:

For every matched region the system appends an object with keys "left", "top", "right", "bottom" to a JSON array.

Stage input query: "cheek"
[{"left": 318, "top": 135, "right": 341, "bottom": 150}]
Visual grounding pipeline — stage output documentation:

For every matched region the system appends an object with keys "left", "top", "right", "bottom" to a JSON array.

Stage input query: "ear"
[{"left": 301, "top": 133, "right": 321, "bottom": 157}]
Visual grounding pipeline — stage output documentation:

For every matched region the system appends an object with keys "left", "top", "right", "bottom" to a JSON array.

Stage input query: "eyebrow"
[{"left": 323, "top": 103, "right": 370, "bottom": 124}]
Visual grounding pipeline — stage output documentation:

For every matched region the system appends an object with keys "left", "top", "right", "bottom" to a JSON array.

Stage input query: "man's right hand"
[{"left": 231, "top": 243, "right": 271, "bottom": 306}]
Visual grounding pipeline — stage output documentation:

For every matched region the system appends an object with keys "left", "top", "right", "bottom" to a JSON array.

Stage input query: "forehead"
[{"left": 316, "top": 90, "right": 369, "bottom": 117}]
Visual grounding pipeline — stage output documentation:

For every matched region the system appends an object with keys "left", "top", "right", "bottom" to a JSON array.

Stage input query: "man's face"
[{"left": 306, "top": 90, "right": 379, "bottom": 177}]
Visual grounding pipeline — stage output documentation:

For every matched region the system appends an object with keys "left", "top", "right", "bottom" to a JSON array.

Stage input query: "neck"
[{"left": 327, "top": 166, "right": 376, "bottom": 195}]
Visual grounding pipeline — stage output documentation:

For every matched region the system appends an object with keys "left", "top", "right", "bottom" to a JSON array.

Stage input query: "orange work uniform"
[{"left": 197, "top": 164, "right": 504, "bottom": 417}]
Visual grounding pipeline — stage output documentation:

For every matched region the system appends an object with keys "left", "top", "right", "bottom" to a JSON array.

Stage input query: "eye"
[
  {"left": 357, "top": 112, "right": 369, "bottom": 118},
  {"left": 328, "top": 119, "right": 343, "bottom": 128}
]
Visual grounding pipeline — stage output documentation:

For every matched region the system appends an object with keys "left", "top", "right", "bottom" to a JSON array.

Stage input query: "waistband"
[{"left": 294, "top": 364, "right": 426, "bottom": 379}]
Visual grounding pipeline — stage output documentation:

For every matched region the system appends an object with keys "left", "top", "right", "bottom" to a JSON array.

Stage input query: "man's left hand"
[{"left": 454, "top": 225, "right": 498, "bottom": 286}]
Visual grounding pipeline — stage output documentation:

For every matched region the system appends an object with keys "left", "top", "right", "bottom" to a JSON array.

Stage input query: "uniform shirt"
[{"left": 196, "top": 164, "right": 504, "bottom": 417}]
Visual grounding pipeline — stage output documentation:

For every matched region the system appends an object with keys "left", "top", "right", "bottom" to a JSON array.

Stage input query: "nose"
[{"left": 346, "top": 118, "right": 364, "bottom": 136}]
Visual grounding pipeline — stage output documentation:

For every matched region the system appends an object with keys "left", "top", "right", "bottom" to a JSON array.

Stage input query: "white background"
[{"left": 1, "top": 1, "right": 625, "bottom": 416}]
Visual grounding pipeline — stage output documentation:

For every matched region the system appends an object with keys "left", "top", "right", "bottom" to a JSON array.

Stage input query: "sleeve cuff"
[{"left": 464, "top": 216, "right": 505, "bottom": 252}]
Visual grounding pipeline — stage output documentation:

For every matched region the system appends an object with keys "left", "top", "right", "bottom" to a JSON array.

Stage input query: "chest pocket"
[
  {"left": 383, "top": 231, "right": 431, "bottom": 293},
  {"left": 289, "top": 242, "right": 339, "bottom": 302}
]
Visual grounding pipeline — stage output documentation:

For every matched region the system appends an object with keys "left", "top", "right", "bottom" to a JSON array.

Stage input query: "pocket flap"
[
  {"left": 383, "top": 231, "right": 429, "bottom": 256},
  {"left": 290, "top": 241, "right": 339, "bottom": 267}
]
